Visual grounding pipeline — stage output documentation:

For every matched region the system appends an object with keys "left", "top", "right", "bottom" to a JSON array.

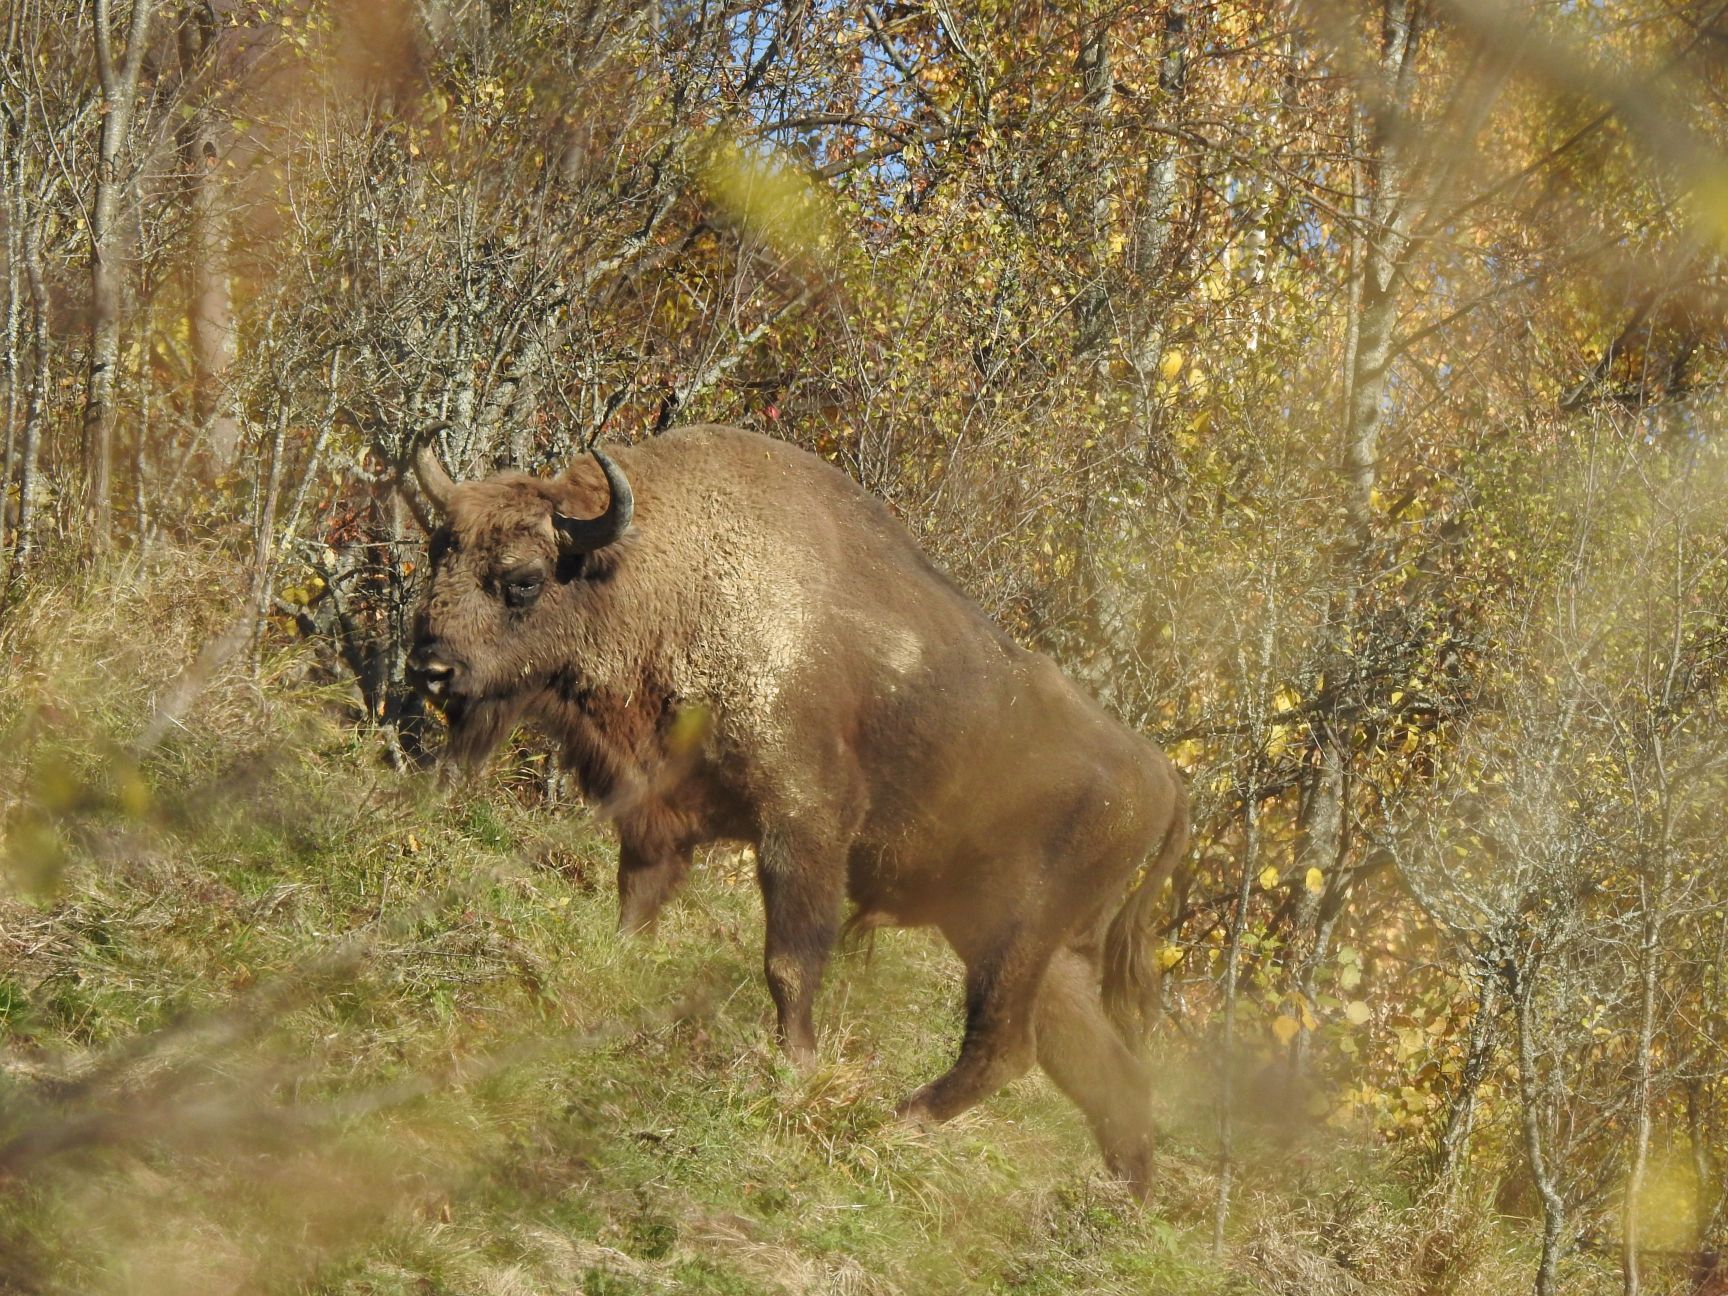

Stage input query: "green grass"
[{"left": 0, "top": 556, "right": 1542, "bottom": 1296}]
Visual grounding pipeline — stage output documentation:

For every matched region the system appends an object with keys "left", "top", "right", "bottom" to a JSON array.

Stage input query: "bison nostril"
[{"left": 411, "top": 655, "right": 457, "bottom": 696}]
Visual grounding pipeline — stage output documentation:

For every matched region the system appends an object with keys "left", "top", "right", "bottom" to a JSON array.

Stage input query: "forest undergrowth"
[{"left": 0, "top": 553, "right": 1572, "bottom": 1296}]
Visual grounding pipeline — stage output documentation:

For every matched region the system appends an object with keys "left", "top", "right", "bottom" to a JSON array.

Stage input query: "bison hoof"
[
  {"left": 780, "top": 1041, "right": 818, "bottom": 1075},
  {"left": 617, "top": 911, "right": 659, "bottom": 938},
  {"left": 891, "top": 1091, "right": 941, "bottom": 1131},
  {"left": 1108, "top": 1151, "right": 1154, "bottom": 1203}
]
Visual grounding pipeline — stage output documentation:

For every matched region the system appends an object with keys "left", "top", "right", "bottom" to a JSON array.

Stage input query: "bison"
[{"left": 407, "top": 424, "right": 1188, "bottom": 1192}]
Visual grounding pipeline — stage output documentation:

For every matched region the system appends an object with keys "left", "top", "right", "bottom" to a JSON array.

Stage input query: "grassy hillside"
[{"left": 0, "top": 556, "right": 1524, "bottom": 1296}]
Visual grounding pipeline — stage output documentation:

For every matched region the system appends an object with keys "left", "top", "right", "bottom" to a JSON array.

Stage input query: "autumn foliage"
[{"left": 4, "top": 2, "right": 1728, "bottom": 1293}]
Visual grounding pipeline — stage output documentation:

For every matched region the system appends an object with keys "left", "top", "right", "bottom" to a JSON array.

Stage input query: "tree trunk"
[
  {"left": 1291, "top": 0, "right": 1422, "bottom": 1078},
  {"left": 17, "top": 214, "right": 50, "bottom": 565},
  {"left": 1071, "top": 19, "right": 1114, "bottom": 362},
  {"left": 277, "top": 349, "right": 344, "bottom": 558},
  {"left": 82, "top": 0, "right": 156, "bottom": 550},
  {"left": 1517, "top": 975, "right": 1568, "bottom": 1296},
  {"left": 1624, "top": 732, "right": 1674, "bottom": 1296},
  {"left": 179, "top": 1, "right": 240, "bottom": 469},
  {"left": 1126, "top": 3, "right": 1190, "bottom": 470},
  {"left": 1214, "top": 781, "right": 1261, "bottom": 1258},
  {"left": 1620, "top": 898, "right": 1659, "bottom": 1296},
  {"left": 1430, "top": 957, "right": 1501, "bottom": 1197},
  {"left": 2, "top": 123, "right": 18, "bottom": 538},
  {"left": 249, "top": 400, "right": 286, "bottom": 665}
]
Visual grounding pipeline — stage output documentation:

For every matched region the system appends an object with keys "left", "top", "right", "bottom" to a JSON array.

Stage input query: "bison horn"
[
  {"left": 413, "top": 424, "right": 458, "bottom": 516},
  {"left": 553, "top": 450, "right": 634, "bottom": 553}
]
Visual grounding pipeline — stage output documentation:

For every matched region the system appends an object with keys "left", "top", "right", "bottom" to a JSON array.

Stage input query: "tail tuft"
[{"left": 1101, "top": 771, "right": 1190, "bottom": 1043}]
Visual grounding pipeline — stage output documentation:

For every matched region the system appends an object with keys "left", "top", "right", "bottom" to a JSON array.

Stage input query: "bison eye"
[{"left": 503, "top": 577, "right": 543, "bottom": 609}]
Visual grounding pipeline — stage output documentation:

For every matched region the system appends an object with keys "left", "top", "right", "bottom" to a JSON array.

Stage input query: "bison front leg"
[
  {"left": 616, "top": 839, "right": 693, "bottom": 936},
  {"left": 755, "top": 829, "right": 845, "bottom": 1069}
]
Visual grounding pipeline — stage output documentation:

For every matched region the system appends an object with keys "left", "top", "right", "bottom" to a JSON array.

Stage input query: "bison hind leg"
[
  {"left": 1037, "top": 946, "right": 1156, "bottom": 1198},
  {"left": 895, "top": 931, "right": 1049, "bottom": 1126}
]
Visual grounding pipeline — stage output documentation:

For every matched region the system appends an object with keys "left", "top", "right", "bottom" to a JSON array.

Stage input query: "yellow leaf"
[
  {"left": 699, "top": 142, "right": 831, "bottom": 263},
  {"left": 1272, "top": 1015, "right": 1301, "bottom": 1045},
  {"left": 1305, "top": 867, "right": 1324, "bottom": 894},
  {"left": 1345, "top": 1000, "right": 1371, "bottom": 1026},
  {"left": 1169, "top": 738, "right": 1203, "bottom": 769},
  {"left": 1157, "top": 943, "right": 1184, "bottom": 970},
  {"left": 116, "top": 766, "right": 151, "bottom": 819},
  {"left": 668, "top": 704, "right": 713, "bottom": 755},
  {"left": 1258, "top": 865, "right": 1280, "bottom": 890},
  {"left": 1159, "top": 350, "right": 1184, "bottom": 380}
]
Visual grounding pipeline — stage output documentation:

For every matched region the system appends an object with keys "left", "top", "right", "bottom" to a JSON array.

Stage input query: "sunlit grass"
[{"left": 0, "top": 552, "right": 1545, "bottom": 1295}]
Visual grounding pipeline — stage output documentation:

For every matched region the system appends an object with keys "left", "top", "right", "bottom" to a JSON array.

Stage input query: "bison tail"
[{"left": 1101, "top": 778, "right": 1191, "bottom": 1046}]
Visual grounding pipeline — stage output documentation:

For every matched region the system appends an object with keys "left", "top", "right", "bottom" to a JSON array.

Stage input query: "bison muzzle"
[{"left": 408, "top": 424, "right": 1188, "bottom": 1194}]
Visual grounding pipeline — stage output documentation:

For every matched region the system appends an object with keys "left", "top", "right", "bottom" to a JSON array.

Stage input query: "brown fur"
[{"left": 409, "top": 425, "right": 1189, "bottom": 1193}]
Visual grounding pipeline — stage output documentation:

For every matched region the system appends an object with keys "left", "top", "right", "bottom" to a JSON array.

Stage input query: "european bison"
[{"left": 407, "top": 424, "right": 1188, "bottom": 1192}]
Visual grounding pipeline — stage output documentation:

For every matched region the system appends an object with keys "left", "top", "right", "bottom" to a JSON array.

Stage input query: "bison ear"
[
  {"left": 553, "top": 449, "right": 634, "bottom": 554},
  {"left": 412, "top": 426, "right": 458, "bottom": 517}
]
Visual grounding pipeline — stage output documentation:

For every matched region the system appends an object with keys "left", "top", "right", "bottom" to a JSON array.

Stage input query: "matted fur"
[{"left": 409, "top": 424, "right": 1189, "bottom": 1193}]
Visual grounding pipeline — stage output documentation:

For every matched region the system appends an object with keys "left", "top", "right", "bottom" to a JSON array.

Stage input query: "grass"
[{"left": 0, "top": 552, "right": 1549, "bottom": 1296}]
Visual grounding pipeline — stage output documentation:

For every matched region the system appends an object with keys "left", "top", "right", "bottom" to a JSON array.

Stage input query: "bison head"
[{"left": 407, "top": 434, "right": 634, "bottom": 766}]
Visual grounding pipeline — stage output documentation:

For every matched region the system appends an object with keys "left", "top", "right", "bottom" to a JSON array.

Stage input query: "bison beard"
[
  {"left": 439, "top": 692, "right": 530, "bottom": 771},
  {"left": 407, "top": 424, "right": 1190, "bottom": 1197}
]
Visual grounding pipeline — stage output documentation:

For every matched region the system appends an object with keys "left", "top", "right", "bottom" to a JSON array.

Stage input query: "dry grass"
[{"left": 0, "top": 550, "right": 1551, "bottom": 1295}]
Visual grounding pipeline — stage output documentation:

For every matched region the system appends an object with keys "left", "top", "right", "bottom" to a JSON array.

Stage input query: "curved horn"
[
  {"left": 553, "top": 450, "right": 634, "bottom": 554},
  {"left": 413, "top": 423, "right": 458, "bottom": 516}
]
